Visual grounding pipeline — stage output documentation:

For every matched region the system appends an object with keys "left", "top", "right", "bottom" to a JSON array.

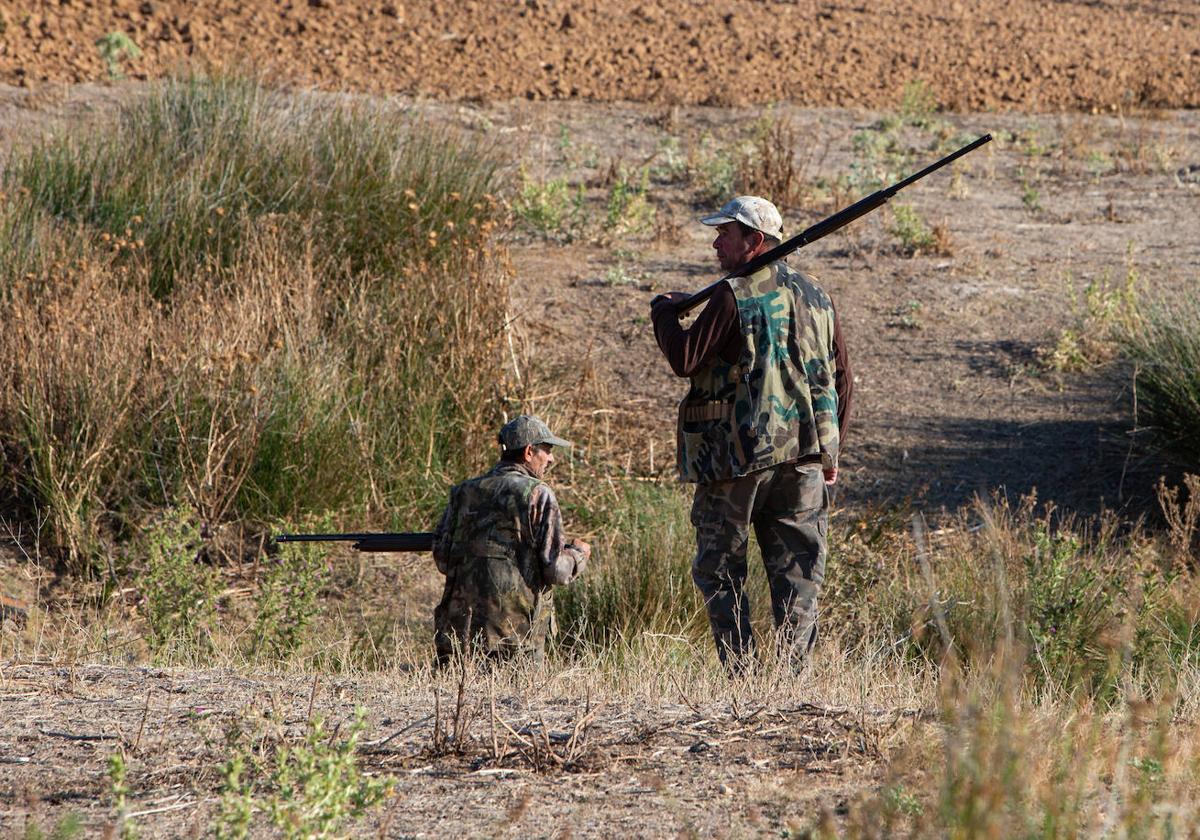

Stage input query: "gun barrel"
[
  {"left": 675, "top": 133, "right": 992, "bottom": 315},
  {"left": 275, "top": 532, "right": 435, "bottom": 552}
]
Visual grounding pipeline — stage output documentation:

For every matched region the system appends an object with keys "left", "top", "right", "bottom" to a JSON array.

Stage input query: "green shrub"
[
  {"left": 251, "top": 536, "right": 330, "bottom": 661},
  {"left": 214, "top": 708, "right": 392, "bottom": 839},
  {"left": 140, "top": 505, "right": 216, "bottom": 656},
  {"left": 888, "top": 203, "right": 936, "bottom": 255},
  {"left": 267, "top": 711, "right": 392, "bottom": 839},
  {"left": 513, "top": 171, "right": 584, "bottom": 239}
]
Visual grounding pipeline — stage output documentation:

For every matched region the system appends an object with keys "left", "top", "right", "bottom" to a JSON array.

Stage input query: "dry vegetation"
[{"left": 1, "top": 72, "right": 1199, "bottom": 837}]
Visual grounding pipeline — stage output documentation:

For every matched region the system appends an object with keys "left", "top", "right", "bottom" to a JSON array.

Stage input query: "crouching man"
[{"left": 432, "top": 415, "right": 590, "bottom": 665}]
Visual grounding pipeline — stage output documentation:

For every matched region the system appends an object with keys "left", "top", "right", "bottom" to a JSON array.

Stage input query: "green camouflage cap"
[{"left": 498, "top": 415, "right": 572, "bottom": 450}]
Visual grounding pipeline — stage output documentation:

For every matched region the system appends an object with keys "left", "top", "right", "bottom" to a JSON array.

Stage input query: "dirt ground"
[
  {"left": 5, "top": 0, "right": 1200, "bottom": 111},
  {"left": 2, "top": 1, "right": 1200, "bottom": 836},
  {"left": 1, "top": 664, "right": 918, "bottom": 838}
]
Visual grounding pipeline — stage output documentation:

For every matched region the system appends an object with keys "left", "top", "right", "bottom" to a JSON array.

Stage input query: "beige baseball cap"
[{"left": 700, "top": 195, "right": 784, "bottom": 240}]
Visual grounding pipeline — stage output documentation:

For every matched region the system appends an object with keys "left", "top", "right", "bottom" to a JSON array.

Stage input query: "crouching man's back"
[{"left": 432, "top": 415, "right": 589, "bottom": 665}]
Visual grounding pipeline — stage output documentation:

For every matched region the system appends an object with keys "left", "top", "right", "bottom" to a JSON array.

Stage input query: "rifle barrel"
[
  {"left": 275, "top": 532, "right": 435, "bottom": 552},
  {"left": 675, "top": 133, "right": 992, "bottom": 315}
]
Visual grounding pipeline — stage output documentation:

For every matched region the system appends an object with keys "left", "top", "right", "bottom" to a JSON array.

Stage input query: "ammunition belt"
[{"left": 681, "top": 401, "right": 734, "bottom": 422}]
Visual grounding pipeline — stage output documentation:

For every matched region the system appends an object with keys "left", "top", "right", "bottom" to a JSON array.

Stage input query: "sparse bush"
[
  {"left": 251, "top": 535, "right": 330, "bottom": 661},
  {"left": 513, "top": 171, "right": 584, "bottom": 240},
  {"left": 140, "top": 505, "right": 216, "bottom": 656},
  {"left": 1045, "top": 267, "right": 1138, "bottom": 373},
  {"left": 604, "top": 166, "right": 655, "bottom": 235},
  {"left": 95, "top": 32, "right": 141, "bottom": 80},
  {"left": 888, "top": 203, "right": 937, "bottom": 255},
  {"left": 267, "top": 710, "right": 393, "bottom": 839},
  {"left": 214, "top": 708, "right": 392, "bottom": 839}
]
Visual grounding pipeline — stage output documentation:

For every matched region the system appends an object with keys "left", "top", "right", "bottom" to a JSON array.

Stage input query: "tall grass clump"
[
  {"left": 1121, "top": 296, "right": 1200, "bottom": 472},
  {"left": 555, "top": 480, "right": 704, "bottom": 649},
  {"left": 824, "top": 496, "right": 1192, "bottom": 700},
  {"left": 0, "top": 73, "right": 511, "bottom": 573}
]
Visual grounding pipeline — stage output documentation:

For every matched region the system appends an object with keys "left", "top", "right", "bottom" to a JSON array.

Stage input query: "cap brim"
[
  {"left": 699, "top": 212, "right": 736, "bottom": 226},
  {"left": 541, "top": 434, "right": 572, "bottom": 448}
]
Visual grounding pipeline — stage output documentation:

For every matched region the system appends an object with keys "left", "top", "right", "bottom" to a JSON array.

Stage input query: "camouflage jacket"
[
  {"left": 431, "top": 462, "right": 584, "bottom": 659},
  {"left": 677, "top": 261, "right": 839, "bottom": 483}
]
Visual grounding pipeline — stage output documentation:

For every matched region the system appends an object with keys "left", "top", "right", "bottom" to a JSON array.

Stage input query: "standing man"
[
  {"left": 432, "top": 415, "right": 590, "bottom": 665},
  {"left": 650, "top": 196, "right": 852, "bottom": 673}
]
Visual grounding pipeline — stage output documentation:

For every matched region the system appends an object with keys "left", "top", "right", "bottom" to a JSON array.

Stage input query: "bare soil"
[
  {"left": 1, "top": 664, "right": 922, "bottom": 838},
  {"left": 5, "top": 0, "right": 1200, "bottom": 112}
]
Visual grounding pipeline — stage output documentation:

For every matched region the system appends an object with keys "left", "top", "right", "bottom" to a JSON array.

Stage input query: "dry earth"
[
  {"left": 1, "top": 663, "right": 920, "bottom": 838},
  {"left": 4, "top": 0, "right": 1200, "bottom": 111},
  {"left": 2, "top": 1, "right": 1200, "bottom": 836}
]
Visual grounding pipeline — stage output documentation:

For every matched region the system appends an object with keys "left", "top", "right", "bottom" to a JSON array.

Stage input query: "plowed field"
[{"left": 5, "top": 0, "right": 1200, "bottom": 111}]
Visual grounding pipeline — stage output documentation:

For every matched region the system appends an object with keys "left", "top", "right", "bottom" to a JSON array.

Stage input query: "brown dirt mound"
[{"left": 5, "top": 0, "right": 1198, "bottom": 111}]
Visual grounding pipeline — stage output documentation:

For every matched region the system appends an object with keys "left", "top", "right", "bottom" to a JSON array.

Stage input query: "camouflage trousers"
[{"left": 691, "top": 461, "right": 828, "bottom": 672}]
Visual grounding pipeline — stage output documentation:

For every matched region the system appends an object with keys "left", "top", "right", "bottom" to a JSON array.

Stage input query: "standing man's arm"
[
  {"left": 650, "top": 283, "right": 740, "bottom": 377},
  {"left": 528, "top": 484, "right": 589, "bottom": 585}
]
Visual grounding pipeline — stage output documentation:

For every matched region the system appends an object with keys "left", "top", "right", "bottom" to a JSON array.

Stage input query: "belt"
[{"left": 681, "top": 401, "right": 734, "bottom": 422}]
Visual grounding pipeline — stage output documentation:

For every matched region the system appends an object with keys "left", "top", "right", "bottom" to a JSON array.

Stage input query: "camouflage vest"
[
  {"left": 433, "top": 463, "right": 553, "bottom": 658},
  {"left": 677, "top": 261, "right": 839, "bottom": 483}
]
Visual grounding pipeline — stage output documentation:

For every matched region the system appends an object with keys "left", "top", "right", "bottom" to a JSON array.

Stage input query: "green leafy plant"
[
  {"left": 267, "top": 710, "right": 393, "bottom": 839},
  {"left": 604, "top": 166, "right": 655, "bottom": 235},
  {"left": 888, "top": 204, "right": 937, "bottom": 255},
  {"left": 22, "top": 813, "right": 83, "bottom": 840},
  {"left": 513, "top": 171, "right": 584, "bottom": 240},
  {"left": 95, "top": 32, "right": 142, "bottom": 80},
  {"left": 250, "top": 537, "right": 329, "bottom": 661},
  {"left": 140, "top": 505, "right": 216, "bottom": 656},
  {"left": 107, "top": 751, "right": 136, "bottom": 839}
]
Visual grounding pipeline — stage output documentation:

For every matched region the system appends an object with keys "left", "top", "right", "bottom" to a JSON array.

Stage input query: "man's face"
[
  {"left": 712, "top": 222, "right": 762, "bottom": 271},
  {"left": 525, "top": 443, "right": 555, "bottom": 478}
]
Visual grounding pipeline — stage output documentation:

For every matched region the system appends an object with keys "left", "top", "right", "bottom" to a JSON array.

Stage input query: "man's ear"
[{"left": 522, "top": 444, "right": 536, "bottom": 463}]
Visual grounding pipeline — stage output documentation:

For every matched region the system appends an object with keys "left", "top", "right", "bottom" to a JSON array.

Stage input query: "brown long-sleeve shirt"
[{"left": 652, "top": 281, "right": 854, "bottom": 442}]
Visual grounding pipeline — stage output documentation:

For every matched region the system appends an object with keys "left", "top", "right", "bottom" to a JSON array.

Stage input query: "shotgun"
[
  {"left": 275, "top": 532, "right": 435, "bottom": 552},
  {"left": 674, "top": 133, "right": 992, "bottom": 315}
]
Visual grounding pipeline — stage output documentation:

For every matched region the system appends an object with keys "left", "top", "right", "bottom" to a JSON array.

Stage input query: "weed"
[
  {"left": 140, "top": 505, "right": 216, "bottom": 657},
  {"left": 251, "top": 535, "right": 329, "bottom": 661},
  {"left": 1020, "top": 178, "right": 1042, "bottom": 213},
  {"left": 899, "top": 80, "right": 938, "bottom": 128},
  {"left": 267, "top": 710, "right": 393, "bottom": 839},
  {"left": 107, "top": 751, "right": 136, "bottom": 839},
  {"left": 604, "top": 166, "right": 655, "bottom": 235},
  {"left": 214, "top": 754, "right": 256, "bottom": 840},
  {"left": 22, "top": 814, "right": 83, "bottom": 840},
  {"left": 687, "top": 131, "right": 742, "bottom": 205},
  {"left": 1045, "top": 267, "right": 1138, "bottom": 373},
  {"left": 890, "top": 299, "right": 923, "bottom": 330},
  {"left": 94, "top": 32, "right": 141, "bottom": 80},
  {"left": 888, "top": 204, "right": 938, "bottom": 256},
  {"left": 513, "top": 171, "right": 584, "bottom": 240}
]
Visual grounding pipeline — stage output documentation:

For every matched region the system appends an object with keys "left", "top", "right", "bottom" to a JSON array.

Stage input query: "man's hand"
[
  {"left": 650, "top": 291, "right": 689, "bottom": 313},
  {"left": 823, "top": 467, "right": 838, "bottom": 486},
  {"left": 569, "top": 540, "right": 591, "bottom": 577}
]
